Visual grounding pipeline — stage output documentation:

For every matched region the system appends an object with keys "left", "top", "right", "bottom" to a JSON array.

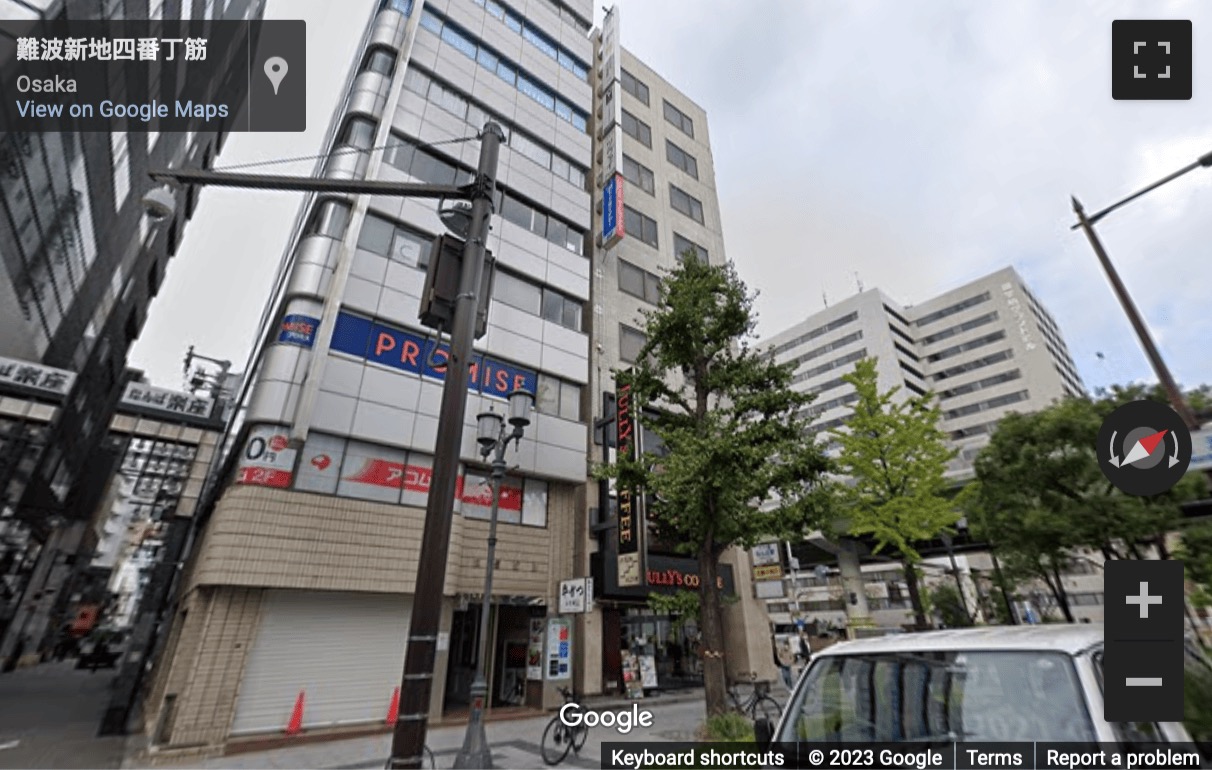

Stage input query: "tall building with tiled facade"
[
  {"left": 579, "top": 7, "right": 775, "bottom": 698},
  {"left": 143, "top": 0, "right": 597, "bottom": 752}
]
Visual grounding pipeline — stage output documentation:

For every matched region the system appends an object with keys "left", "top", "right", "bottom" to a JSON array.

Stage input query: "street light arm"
[
  {"left": 1071, "top": 150, "right": 1212, "bottom": 230},
  {"left": 148, "top": 167, "right": 472, "bottom": 200}
]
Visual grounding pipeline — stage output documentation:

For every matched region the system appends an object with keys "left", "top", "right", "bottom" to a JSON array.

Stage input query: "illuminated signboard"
[{"left": 615, "top": 378, "right": 645, "bottom": 587}]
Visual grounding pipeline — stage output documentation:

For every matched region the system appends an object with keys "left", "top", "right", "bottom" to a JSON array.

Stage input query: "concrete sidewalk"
[{"left": 130, "top": 693, "right": 714, "bottom": 770}]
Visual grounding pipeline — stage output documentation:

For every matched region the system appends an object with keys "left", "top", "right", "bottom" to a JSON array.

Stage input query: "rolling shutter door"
[{"left": 231, "top": 590, "right": 411, "bottom": 735}]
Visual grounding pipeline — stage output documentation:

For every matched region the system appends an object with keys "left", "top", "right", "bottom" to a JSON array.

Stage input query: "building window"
[
  {"left": 110, "top": 132, "right": 130, "bottom": 211},
  {"left": 943, "top": 389, "right": 1029, "bottom": 420},
  {"left": 542, "top": 288, "right": 583, "bottom": 331},
  {"left": 665, "top": 140, "right": 698, "bottom": 179},
  {"left": 362, "top": 47, "right": 396, "bottom": 76},
  {"left": 356, "top": 213, "right": 432, "bottom": 269},
  {"left": 471, "top": 0, "right": 589, "bottom": 81},
  {"left": 623, "top": 206, "right": 659, "bottom": 248},
  {"left": 932, "top": 349, "right": 1014, "bottom": 381},
  {"left": 921, "top": 311, "right": 999, "bottom": 345},
  {"left": 618, "top": 260, "right": 660, "bottom": 305},
  {"left": 914, "top": 291, "right": 992, "bottom": 327},
  {"left": 925, "top": 331, "right": 1007, "bottom": 363},
  {"left": 669, "top": 184, "right": 704, "bottom": 224},
  {"left": 621, "top": 109, "right": 651, "bottom": 148},
  {"left": 339, "top": 116, "right": 377, "bottom": 150},
  {"left": 537, "top": 374, "right": 581, "bottom": 421},
  {"left": 619, "top": 325, "right": 647, "bottom": 363},
  {"left": 493, "top": 270, "right": 542, "bottom": 316},
  {"left": 673, "top": 233, "right": 708, "bottom": 263},
  {"left": 662, "top": 99, "right": 694, "bottom": 138},
  {"left": 939, "top": 369, "right": 1022, "bottom": 400},
  {"left": 620, "top": 68, "right": 649, "bottom": 105},
  {"left": 621, "top": 154, "right": 654, "bottom": 195}
]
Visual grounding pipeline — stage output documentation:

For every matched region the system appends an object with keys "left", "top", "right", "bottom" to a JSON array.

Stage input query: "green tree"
[
  {"left": 1178, "top": 521, "right": 1212, "bottom": 609},
  {"left": 927, "top": 583, "right": 973, "bottom": 628},
  {"left": 602, "top": 257, "right": 831, "bottom": 716},
  {"left": 829, "top": 358, "right": 960, "bottom": 630}
]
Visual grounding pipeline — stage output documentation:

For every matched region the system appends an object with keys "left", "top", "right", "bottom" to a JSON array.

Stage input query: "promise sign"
[{"left": 616, "top": 379, "right": 645, "bottom": 587}]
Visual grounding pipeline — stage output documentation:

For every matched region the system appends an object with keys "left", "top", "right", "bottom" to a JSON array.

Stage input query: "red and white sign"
[
  {"left": 338, "top": 442, "right": 409, "bottom": 503},
  {"left": 458, "top": 472, "right": 523, "bottom": 523},
  {"left": 236, "top": 425, "right": 296, "bottom": 488}
]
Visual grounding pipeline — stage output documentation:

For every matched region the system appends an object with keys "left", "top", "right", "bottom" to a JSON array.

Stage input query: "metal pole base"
[{"left": 452, "top": 684, "right": 493, "bottom": 769}]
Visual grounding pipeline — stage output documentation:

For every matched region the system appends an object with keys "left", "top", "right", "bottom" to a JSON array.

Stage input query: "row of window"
[
  {"left": 806, "top": 376, "right": 847, "bottom": 396},
  {"left": 492, "top": 268, "right": 583, "bottom": 332},
  {"left": 932, "top": 348, "right": 1013, "bottom": 382},
  {"left": 619, "top": 324, "right": 647, "bottom": 363},
  {"left": 773, "top": 311, "right": 858, "bottom": 356},
  {"left": 623, "top": 206, "right": 659, "bottom": 248},
  {"left": 943, "top": 389, "right": 1030, "bottom": 420},
  {"left": 899, "top": 360, "right": 925, "bottom": 381},
  {"left": 786, "top": 330, "right": 864, "bottom": 370},
  {"left": 621, "top": 108, "right": 651, "bottom": 147},
  {"left": 925, "top": 330, "right": 1006, "bottom": 363},
  {"left": 618, "top": 259, "right": 661, "bottom": 305},
  {"left": 893, "top": 341, "right": 919, "bottom": 363},
  {"left": 791, "top": 348, "right": 868, "bottom": 385},
  {"left": 418, "top": 8, "right": 588, "bottom": 132},
  {"left": 950, "top": 419, "right": 1000, "bottom": 441},
  {"left": 665, "top": 140, "right": 698, "bottom": 179},
  {"left": 376, "top": 132, "right": 585, "bottom": 255},
  {"left": 401, "top": 66, "right": 587, "bottom": 189},
  {"left": 884, "top": 303, "right": 911, "bottom": 328},
  {"left": 888, "top": 321, "right": 915, "bottom": 347},
  {"left": 799, "top": 391, "right": 860, "bottom": 421},
  {"left": 469, "top": 0, "right": 590, "bottom": 81},
  {"left": 920, "top": 311, "right": 999, "bottom": 346},
  {"left": 673, "top": 232, "right": 708, "bottom": 262},
  {"left": 914, "top": 290, "right": 992, "bottom": 327},
  {"left": 939, "top": 369, "right": 1022, "bottom": 400},
  {"left": 622, "top": 154, "right": 654, "bottom": 194},
  {"left": 291, "top": 432, "right": 551, "bottom": 526},
  {"left": 904, "top": 380, "right": 926, "bottom": 397}
]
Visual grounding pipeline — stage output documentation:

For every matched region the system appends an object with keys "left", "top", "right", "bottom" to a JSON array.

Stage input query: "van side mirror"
[{"left": 754, "top": 717, "right": 773, "bottom": 747}]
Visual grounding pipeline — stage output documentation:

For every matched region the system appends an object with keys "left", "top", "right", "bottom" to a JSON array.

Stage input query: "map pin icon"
[{"left": 264, "top": 56, "right": 288, "bottom": 95}]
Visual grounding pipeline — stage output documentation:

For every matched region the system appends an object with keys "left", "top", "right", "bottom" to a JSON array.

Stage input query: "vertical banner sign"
[
  {"left": 616, "top": 379, "right": 645, "bottom": 587},
  {"left": 603, "top": 174, "right": 625, "bottom": 245},
  {"left": 527, "top": 618, "right": 545, "bottom": 681},
  {"left": 546, "top": 617, "right": 572, "bottom": 681}
]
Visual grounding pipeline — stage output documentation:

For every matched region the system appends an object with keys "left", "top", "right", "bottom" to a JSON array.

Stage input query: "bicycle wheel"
[
  {"left": 571, "top": 723, "right": 589, "bottom": 752},
  {"left": 541, "top": 716, "right": 573, "bottom": 766},
  {"left": 423, "top": 745, "right": 436, "bottom": 769},
  {"left": 750, "top": 695, "right": 782, "bottom": 725}
]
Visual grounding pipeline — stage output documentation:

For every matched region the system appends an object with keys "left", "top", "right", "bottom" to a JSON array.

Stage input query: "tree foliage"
[
  {"left": 829, "top": 358, "right": 960, "bottom": 627},
  {"left": 600, "top": 257, "right": 831, "bottom": 715}
]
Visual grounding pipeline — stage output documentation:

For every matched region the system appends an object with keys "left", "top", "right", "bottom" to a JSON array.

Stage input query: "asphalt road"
[{"left": 0, "top": 660, "right": 129, "bottom": 769}]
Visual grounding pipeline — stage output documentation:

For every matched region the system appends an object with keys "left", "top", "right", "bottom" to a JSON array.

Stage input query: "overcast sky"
[{"left": 129, "top": 0, "right": 1212, "bottom": 397}]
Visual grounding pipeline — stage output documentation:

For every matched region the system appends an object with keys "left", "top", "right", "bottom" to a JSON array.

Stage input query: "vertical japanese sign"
[
  {"left": 616, "top": 379, "right": 645, "bottom": 587},
  {"left": 603, "top": 174, "right": 624, "bottom": 246},
  {"left": 546, "top": 617, "right": 571, "bottom": 681}
]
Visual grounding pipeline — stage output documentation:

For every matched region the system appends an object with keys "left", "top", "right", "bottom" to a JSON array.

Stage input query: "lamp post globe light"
[{"left": 453, "top": 388, "right": 534, "bottom": 770}]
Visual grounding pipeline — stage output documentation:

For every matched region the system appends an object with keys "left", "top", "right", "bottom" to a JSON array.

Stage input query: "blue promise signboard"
[
  {"left": 278, "top": 314, "right": 320, "bottom": 348},
  {"left": 602, "top": 174, "right": 624, "bottom": 242},
  {"left": 330, "top": 312, "right": 538, "bottom": 399}
]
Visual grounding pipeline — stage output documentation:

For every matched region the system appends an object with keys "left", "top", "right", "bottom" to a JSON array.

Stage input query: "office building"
[
  {"left": 764, "top": 266, "right": 1084, "bottom": 479},
  {"left": 143, "top": 0, "right": 597, "bottom": 751},
  {"left": 759, "top": 266, "right": 1087, "bottom": 629},
  {"left": 0, "top": 0, "right": 264, "bottom": 662},
  {"left": 582, "top": 7, "right": 775, "bottom": 697}
]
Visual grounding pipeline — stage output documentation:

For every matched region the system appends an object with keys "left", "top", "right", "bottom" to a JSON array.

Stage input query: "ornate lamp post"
[{"left": 453, "top": 389, "right": 534, "bottom": 769}]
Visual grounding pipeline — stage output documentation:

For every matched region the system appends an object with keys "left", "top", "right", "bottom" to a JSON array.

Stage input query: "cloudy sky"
[{"left": 130, "top": 0, "right": 1211, "bottom": 396}]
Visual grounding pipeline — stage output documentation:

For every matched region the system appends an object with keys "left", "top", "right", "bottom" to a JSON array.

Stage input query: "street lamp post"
[
  {"left": 1071, "top": 149, "right": 1212, "bottom": 430},
  {"left": 453, "top": 389, "right": 533, "bottom": 770}
]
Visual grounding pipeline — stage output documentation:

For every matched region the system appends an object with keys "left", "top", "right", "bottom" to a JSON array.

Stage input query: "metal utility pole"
[
  {"left": 1071, "top": 149, "right": 1212, "bottom": 430},
  {"left": 1071, "top": 198, "right": 1199, "bottom": 430},
  {"left": 389, "top": 123, "right": 505, "bottom": 770}
]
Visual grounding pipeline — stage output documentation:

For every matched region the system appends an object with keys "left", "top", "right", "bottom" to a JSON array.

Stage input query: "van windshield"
[{"left": 777, "top": 650, "right": 1096, "bottom": 743}]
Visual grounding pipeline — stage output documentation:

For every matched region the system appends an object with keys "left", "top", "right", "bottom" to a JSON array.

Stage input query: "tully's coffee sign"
[
  {"left": 647, "top": 567, "right": 725, "bottom": 590},
  {"left": 616, "top": 379, "right": 644, "bottom": 587}
]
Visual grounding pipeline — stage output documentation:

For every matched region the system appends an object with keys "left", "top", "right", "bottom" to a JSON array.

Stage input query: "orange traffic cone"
[
  {"left": 385, "top": 686, "right": 400, "bottom": 725},
  {"left": 285, "top": 691, "right": 305, "bottom": 735}
]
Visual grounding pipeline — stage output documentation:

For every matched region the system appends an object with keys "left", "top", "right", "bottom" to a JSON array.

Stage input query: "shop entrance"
[
  {"left": 618, "top": 609, "right": 702, "bottom": 692},
  {"left": 444, "top": 602, "right": 543, "bottom": 714}
]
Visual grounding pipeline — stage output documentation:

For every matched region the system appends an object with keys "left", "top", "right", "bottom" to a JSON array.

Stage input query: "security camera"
[{"left": 142, "top": 185, "right": 177, "bottom": 223}]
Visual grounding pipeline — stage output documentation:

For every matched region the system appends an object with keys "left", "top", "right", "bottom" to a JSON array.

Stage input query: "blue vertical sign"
[{"left": 603, "top": 174, "right": 622, "bottom": 241}]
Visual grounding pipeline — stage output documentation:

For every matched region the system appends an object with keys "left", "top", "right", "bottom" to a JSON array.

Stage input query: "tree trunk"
[
  {"left": 1156, "top": 535, "right": 1171, "bottom": 560},
  {"left": 903, "top": 560, "right": 929, "bottom": 630},
  {"left": 698, "top": 543, "right": 729, "bottom": 717},
  {"left": 1046, "top": 560, "right": 1074, "bottom": 622}
]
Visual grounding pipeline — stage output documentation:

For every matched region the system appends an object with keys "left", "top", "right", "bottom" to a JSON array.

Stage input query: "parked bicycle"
[
  {"left": 540, "top": 687, "right": 589, "bottom": 766},
  {"left": 727, "top": 672, "right": 781, "bottom": 724}
]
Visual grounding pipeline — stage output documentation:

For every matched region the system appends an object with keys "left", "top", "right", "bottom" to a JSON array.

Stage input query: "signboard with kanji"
[
  {"left": 120, "top": 382, "right": 214, "bottom": 419},
  {"left": 0, "top": 356, "right": 75, "bottom": 399},
  {"left": 558, "top": 577, "right": 593, "bottom": 614}
]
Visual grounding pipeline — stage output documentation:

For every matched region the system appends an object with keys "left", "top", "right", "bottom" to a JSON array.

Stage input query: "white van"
[{"left": 759, "top": 625, "right": 1197, "bottom": 746}]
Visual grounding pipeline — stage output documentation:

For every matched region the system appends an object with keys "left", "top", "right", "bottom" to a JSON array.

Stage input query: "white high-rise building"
[{"left": 765, "top": 266, "right": 1084, "bottom": 478}]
